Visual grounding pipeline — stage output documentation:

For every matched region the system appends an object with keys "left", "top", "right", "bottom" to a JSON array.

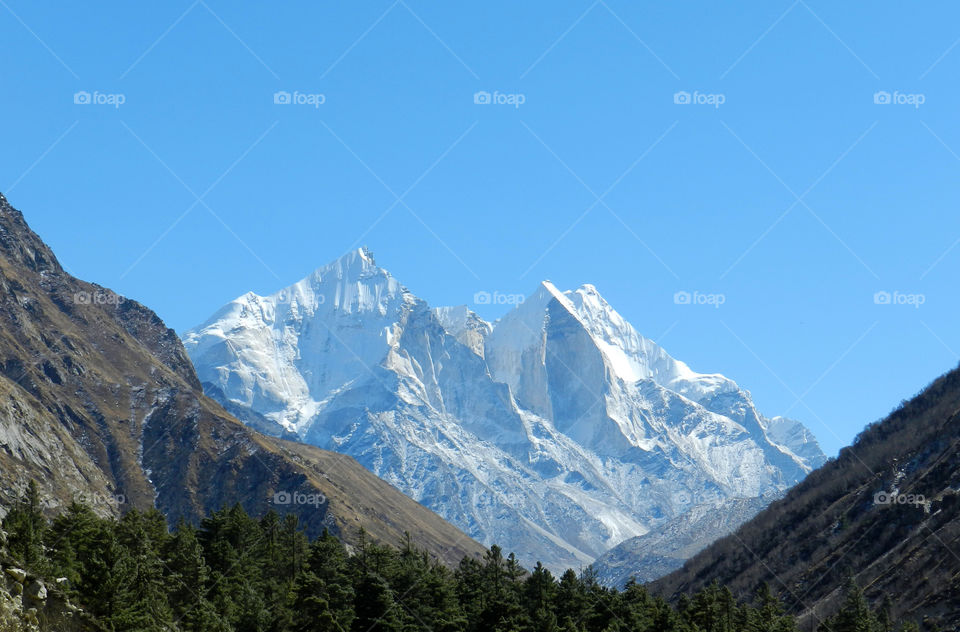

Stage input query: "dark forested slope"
[{"left": 652, "top": 363, "right": 960, "bottom": 628}]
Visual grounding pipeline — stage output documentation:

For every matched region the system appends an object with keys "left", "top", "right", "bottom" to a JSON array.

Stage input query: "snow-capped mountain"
[{"left": 183, "top": 248, "right": 825, "bottom": 572}]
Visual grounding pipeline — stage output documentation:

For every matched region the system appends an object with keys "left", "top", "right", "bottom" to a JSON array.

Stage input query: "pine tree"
[
  {"left": 578, "top": 565, "right": 614, "bottom": 632},
  {"left": 612, "top": 579, "right": 654, "bottom": 632},
  {"left": 79, "top": 518, "right": 135, "bottom": 623},
  {"left": 46, "top": 501, "right": 99, "bottom": 588},
  {"left": 455, "top": 556, "right": 486, "bottom": 631},
  {"left": 878, "top": 595, "right": 894, "bottom": 632},
  {"left": 353, "top": 572, "right": 403, "bottom": 632},
  {"left": 3, "top": 480, "right": 49, "bottom": 573},
  {"left": 164, "top": 520, "right": 224, "bottom": 632},
  {"left": 395, "top": 541, "right": 465, "bottom": 632},
  {"left": 688, "top": 581, "right": 729, "bottom": 632},
  {"left": 479, "top": 546, "right": 524, "bottom": 630},
  {"left": 523, "top": 563, "right": 557, "bottom": 616},
  {"left": 747, "top": 583, "right": 795, "bottom": 632},
  {"left": 830, "top": 578, "right": 878, "bottom": 632},
  {"left": 294, "top": 530, "right": 356, "bottom": 632},
  {"left": 257, "top": 511, "right": 307, "bottom": 630},
  {"left": 555, "top": 569, "right": 588, "bottom": 628},
  {"left": 199, "top": 503, "right": 270, "bottom": 630},
  {"left": 110, "top": 509, "right": 175, "bottom": 631}
]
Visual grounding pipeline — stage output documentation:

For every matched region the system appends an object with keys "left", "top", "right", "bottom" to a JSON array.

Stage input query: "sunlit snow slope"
[{"left": 183, "top": 249, "right": 825, "bottom": 573}]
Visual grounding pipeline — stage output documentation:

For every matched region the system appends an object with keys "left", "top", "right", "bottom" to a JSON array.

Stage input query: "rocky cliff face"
[
  {"left": 185, "top": 249, "right": 825, "bottom": 573},
  {"left": 0, "top": 193, "right": 484, "bottom": 567}
]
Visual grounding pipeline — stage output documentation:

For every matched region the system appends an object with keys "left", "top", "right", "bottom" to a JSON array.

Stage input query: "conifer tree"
[
  {"left": 164, "top": 520, "right": 223, "bottom": 632},
  {"left": 46, "top": 501, "right": 99, "bottom": 588},
  {"left": 294, "top": 530, "right": 356, "bottom": 632},
  {"left": 110, "top": 509, "right": 175, "bottom": 631},
  {"left": 80, "top": 518, "right": 135, "bottom": 623},
  {"left": 3, "top": 480, "right": 49, "bottom": 573},
  {"left": 353, "top": 572, "right": 404, "bottom": 632},
  {"left": 828, "top": 578, "right": 878, "bottom": 632},
  {"left": 555, "top": 569, "right": 588, "bottom": 628},
  {"left": 747, "top": 583, "right": 795, "bottom": 632}
]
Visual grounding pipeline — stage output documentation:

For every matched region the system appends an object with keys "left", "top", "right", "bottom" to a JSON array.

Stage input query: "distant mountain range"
[
  {"left": 0, "top": 193, "right": 483, "bottom": 567},
  {"left": 184, "top": 248, "right": 825, "bottom": 572}
]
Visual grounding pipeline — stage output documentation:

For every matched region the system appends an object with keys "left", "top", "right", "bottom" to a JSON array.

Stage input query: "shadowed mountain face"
[
  {"left": 651, "top": 363, "right": 960, "bottom": 628},
  {"left": 0, "top": 193, "right": 484, "bottom": 567},
  {"left": 185, "top": 249, "right": 825, "bottom": 573},
  {"left": 590, "top": 495, "right": 773, "bottom": 588}
]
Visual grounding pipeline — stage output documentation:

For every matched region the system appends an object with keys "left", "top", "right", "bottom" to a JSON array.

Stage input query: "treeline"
[{"left": 2, "top": 481, "right": 917, "bottom": 632}]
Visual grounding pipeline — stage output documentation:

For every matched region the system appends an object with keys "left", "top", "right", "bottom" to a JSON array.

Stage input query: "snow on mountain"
[{"left": 183, "top": 249, "right": 825, "bottom": 573}]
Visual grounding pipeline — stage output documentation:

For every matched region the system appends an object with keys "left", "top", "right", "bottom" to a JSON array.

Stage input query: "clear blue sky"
[{"left": 4, "top": 1, "right": 960, "bottom": 457}]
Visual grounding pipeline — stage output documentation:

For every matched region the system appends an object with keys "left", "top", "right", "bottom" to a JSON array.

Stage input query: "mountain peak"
[
  {"left": 538, "top": 279, "right": 563, "bottom": 297},
  {"left": 187, "top": 254, "right": 825, "bottom": 573},
  {"left": 0, "top": 192, "right": 64, "bottom": 275},
  {"left": 262, "top": 247, "right": 412, "bottom": 316},
  {"left": 309, "top": 247, "right": 382, "bottom": 282}
]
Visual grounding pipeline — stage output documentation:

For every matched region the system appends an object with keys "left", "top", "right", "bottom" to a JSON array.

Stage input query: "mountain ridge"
[{"left": 185, "top": 247, "right": 826, "bottom": 573}]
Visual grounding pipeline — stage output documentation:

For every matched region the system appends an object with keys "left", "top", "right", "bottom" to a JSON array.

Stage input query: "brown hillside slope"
[{"left": 0, "top": 192, "right": 484, "bottom": 566}]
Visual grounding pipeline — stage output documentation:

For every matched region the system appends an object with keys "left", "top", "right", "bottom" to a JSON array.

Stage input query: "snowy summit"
[{"left": 183, "top": 249, "right": 825, "bottom": 573}]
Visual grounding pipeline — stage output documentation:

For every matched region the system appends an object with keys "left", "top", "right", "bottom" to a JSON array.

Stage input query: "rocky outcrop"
[{"left": 0, "top": 557, "right": 97, "bottom": 631}]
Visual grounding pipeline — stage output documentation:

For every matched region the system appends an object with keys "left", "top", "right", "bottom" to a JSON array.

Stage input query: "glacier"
[{"left": 182, "top": 248, "right": 825, "bottom": 573}]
